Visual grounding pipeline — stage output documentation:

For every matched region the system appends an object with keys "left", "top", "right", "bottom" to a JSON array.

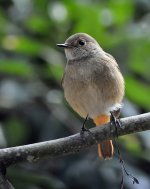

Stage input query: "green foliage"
[
  {"left": 0, "top": 59, "right": 35, "bottom": 77},
  {"left": 126, "top": 76, "right": 150, "bottom": 110},
  {"left": 4, "top": 117, "right": 30, "bottom": 146},
  {"left": 128, "top": 39, "right": 150, "bottom": 80},
  {"left": 49, "top": 64, "right": 64, "bottom": 81},
  {"left": 25, "top": 16, "right": 51, "bottom": 34},
  {"left": 119, "top": 135, "right": 142, "bottom": 155}
]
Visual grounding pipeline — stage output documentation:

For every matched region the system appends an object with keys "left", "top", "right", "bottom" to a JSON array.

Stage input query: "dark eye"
[{"left": 78, "top": 40, "right": 86, "bottom": 46}]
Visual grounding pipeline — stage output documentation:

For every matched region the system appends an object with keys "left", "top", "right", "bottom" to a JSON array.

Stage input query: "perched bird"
[{"left": 57, "top": 33, "right": 124, "bottom": 159}]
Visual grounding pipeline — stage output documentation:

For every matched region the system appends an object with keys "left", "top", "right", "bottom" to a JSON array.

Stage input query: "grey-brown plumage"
[{"left": 57, "top": 33, "right": 124, "bottom": 159}]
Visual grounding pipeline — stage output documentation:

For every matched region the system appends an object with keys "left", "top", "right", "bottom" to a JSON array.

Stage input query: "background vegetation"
[{"left": 0, "top": 0, "right": 150, "bottom": 188}]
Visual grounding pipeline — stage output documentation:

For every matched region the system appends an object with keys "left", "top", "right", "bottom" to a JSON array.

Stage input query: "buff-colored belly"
[{"left": 64, "top": 80, "right": 120, "bottom": 119}]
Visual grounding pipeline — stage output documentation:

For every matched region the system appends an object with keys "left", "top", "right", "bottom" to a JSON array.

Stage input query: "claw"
[
  {"left": 80, "top": 114, "right": 98, "bottom": 143},
  {"left": 81, "top": 114, "right": 89, "bottom": 132},
  {"left": 110, "top": 111, "right": 123, "bottom": 137}
]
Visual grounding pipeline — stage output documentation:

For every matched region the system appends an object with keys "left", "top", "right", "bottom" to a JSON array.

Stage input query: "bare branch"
[{"left": 0, "top": 113, "right": 150, "bottom": 167}]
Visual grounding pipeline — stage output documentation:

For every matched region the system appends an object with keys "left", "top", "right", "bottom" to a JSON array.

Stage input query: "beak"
[{"left": 56, "top": 43, "right": 71, "bottom": 48}]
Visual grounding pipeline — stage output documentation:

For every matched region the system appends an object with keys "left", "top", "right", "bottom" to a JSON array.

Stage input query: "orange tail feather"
[
  {"left": 93, "top": 115, "right": 114, "bottom": 160},
  {"left": 98, "top": 140, "right": 114, "bottom": 159}
]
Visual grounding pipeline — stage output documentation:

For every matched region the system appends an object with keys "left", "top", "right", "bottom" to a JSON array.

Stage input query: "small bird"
[{"left": 57, "top": 33, "right": 124, "bottom": 159}]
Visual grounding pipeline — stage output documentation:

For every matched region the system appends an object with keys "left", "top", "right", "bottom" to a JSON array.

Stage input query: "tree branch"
[{"left": 0, "top": 113, "right": 150, "bottom": 167}]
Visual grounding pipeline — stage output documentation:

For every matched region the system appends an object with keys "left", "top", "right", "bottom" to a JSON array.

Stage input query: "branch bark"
[{"left": 0, "top": 113, "right": 150, "bottom": 167}]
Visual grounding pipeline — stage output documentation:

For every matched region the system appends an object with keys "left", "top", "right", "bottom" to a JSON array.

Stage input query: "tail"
[
  {"left": 98, "top": 141, "right": 114, "bottom": 159},
  {"left": 93, "top": 115, "right": 114, "bottom": 160}
]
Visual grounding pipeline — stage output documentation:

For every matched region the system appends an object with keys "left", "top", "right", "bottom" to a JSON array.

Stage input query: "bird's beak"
[{"left": 56, "top": 43, "right": 71, "bottom": 48}]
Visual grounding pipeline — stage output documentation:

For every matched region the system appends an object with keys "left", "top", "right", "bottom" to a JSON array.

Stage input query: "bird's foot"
[
  {"left": 80, "top": 115, "right": 98, "bottom": 143},
  {"left": 110, "top": 111, "right": 122, "bottom": 137},
  {"left": 80, "top": 114, "right": 90, "bottom": 135}
]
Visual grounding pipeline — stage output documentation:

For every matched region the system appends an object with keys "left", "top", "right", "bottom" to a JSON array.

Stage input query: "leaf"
[
  {"left": 128, "top": 40, "right": 150, "bottom": 80},
  {"left": 25, "top": 16, "right": 51, "bottom": 34},
  {"left": 109, "top": 0, "right": 134, "bottom": 26},
  {"left": 14, "top": 37, "right": 42, "bottom": 55},
  {"left": 4, "top": 118, "right": 29, "bottom": 146},
  {"left": 125, "top": 76, "right": 150, "bottom": 110},
  {"left": 49, "top": 64, "right": 64, "bottom": 81},
  {"left": 1, "top": 36, "right": 43, "bottom": 56},
  {"left": 0, "top": 59, "right": 35, "bottom": 77}
]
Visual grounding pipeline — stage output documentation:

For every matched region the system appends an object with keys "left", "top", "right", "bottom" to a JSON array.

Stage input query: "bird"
[{"left": 57, "top": 33, "right": 124, "bottom": 159}]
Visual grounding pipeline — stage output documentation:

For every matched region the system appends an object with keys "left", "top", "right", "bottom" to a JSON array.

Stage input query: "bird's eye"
[{"left": 78, "top": 40, "right": 86, "bottom": 46}]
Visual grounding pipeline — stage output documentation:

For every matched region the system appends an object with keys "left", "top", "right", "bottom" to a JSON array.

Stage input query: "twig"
[{"left": 114, "top": 139, "right": 139, "bottom": 189}]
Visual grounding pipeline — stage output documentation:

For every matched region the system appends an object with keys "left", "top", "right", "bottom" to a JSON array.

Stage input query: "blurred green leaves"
[
  {"left": 14, "top": 37, "right": 42, "bottom": 55},
  {"left": 25, "top": 16, "right": 51, "bottom": 34},
  {"left": 128, "top": 39, "right": 150, "bottom": 80},
  {"left": 125, "top": 76, "right": 150, "bottom": 110},
  {"left": 2, "top": 35, "right": 42, "bottom": 55},
  {"left": 65, "top": 0, "right": 134, "bottom": 48},
  {"left": 108, "top": 0, "right": 134, "bottom": 26},
  {"left": 4, "top": 117, "right": 29, "bottom": 146},
  {"left": 49, "top": 64, "right": 63, "bottom": 81},
  {"left": 0, "top": 59, "right": 34, "bottom": 77},
  {"left": 120, "top": 135, "right": 142, "bottom": 155}
]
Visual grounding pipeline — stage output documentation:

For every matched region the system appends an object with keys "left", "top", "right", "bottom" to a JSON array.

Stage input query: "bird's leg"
[
  {"left": 110, "top": 110, "right": 122, "bottom": 127},
  {"left": 80, "top": 115, "right": 98, "bottom": 143},
  {"left": 110, "top": 111, "right": 122, "bottom": 138},
  {"left": 81, "top": 114, "right": 89, "bottom": 132}
]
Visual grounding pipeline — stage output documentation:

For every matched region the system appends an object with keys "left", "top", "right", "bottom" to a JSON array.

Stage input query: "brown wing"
[
  {"left": 105, "top": 52, "right": 120, "bottom": 69},
  {"left": 105, "top": 52, "right": 116, "bottom": 62}
]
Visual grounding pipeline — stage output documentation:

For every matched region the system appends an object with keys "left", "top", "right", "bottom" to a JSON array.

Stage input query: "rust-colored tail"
[
  {"left": 97, "top": 140, "right": 114, "bottom": 159},
  {"left": 93, "top": 115, "right": 114, "bottom": 160}
]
